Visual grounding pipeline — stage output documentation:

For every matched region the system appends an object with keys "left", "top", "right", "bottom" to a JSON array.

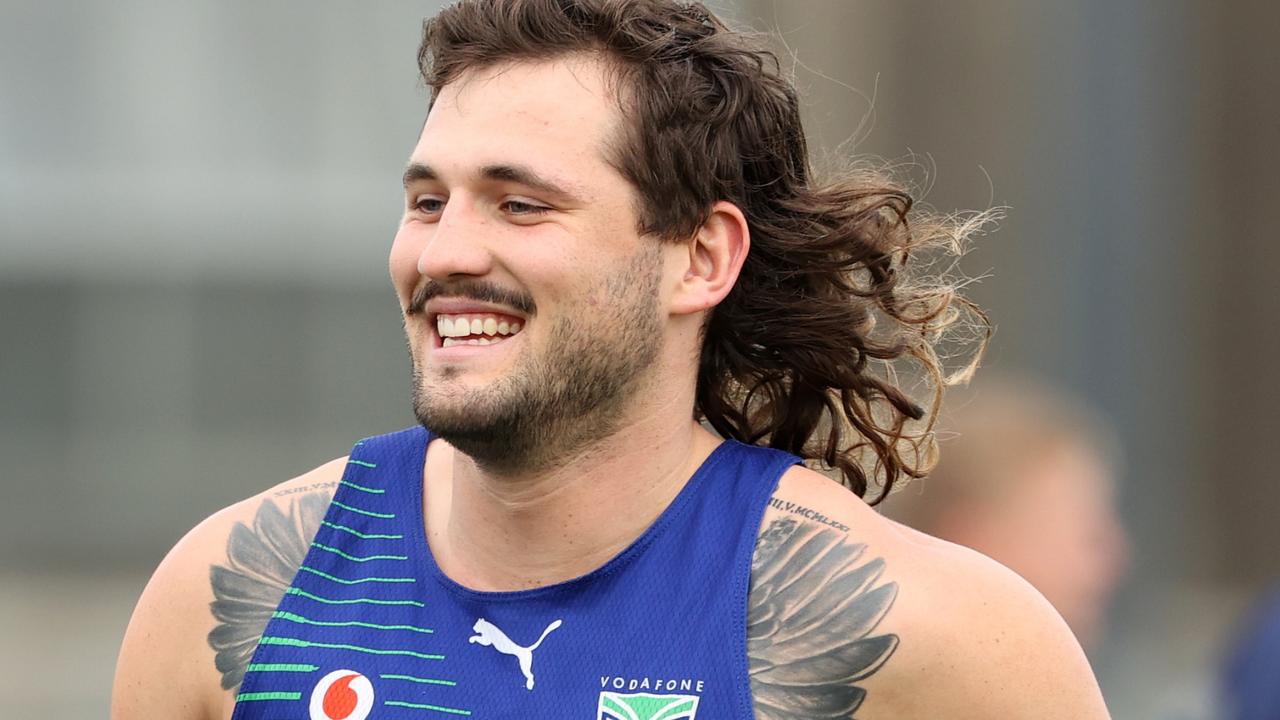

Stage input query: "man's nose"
[{"left": 417, "top": 199, "right": 494, "bottom": 280}]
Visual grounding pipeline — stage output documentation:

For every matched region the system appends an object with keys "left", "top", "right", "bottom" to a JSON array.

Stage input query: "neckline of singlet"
[{"left": 403, "top": 427, "right": 738, "bottom": 603}]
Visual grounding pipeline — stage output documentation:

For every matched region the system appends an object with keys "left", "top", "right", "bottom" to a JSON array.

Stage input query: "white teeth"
[
  {"left": 442, "top": 337, "right": 458, "bottom": 348},
  {"left": 435, "top": 313, "right": 525, "bottom": 340}
]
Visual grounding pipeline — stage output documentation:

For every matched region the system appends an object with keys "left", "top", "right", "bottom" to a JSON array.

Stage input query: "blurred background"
[{"left": 2, "top": 0, "right": 1277, "bottom": 717}]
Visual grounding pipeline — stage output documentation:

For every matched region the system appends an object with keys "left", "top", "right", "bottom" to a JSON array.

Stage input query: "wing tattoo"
[
  {"left": 748, "top": 516, "right": 899, "bottom": 719},
  {"left": 207, "top": 491, "right": 330, "bottom": 690}
]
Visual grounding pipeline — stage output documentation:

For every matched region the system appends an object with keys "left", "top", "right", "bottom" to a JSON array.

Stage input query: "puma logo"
[{"left": 469, "top": 617, "right": 563, "bottom": 690}]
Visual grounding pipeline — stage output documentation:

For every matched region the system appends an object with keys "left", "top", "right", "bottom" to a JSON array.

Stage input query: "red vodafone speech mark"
[
  {"left": 322, "top": 674, "right": 359, "bottom": 719},
  {"left": 310, "top": 669, "right": 373, "bottom": 720}
]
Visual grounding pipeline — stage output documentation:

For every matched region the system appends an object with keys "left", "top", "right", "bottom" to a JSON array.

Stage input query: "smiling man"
[{"left": 112, "top": 1, "right": 1111, "bottom": 719}]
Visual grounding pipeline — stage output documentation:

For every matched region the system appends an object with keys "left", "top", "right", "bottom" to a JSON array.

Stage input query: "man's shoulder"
[
  {"left": 111, "top": 456, "right": 348, "bottom": 720},
  {"left": 748, "top": 466, "right": 1109, "bottom": 719},
  {"left": 167, "top": 455, "right": 350, "bottom": 582}
]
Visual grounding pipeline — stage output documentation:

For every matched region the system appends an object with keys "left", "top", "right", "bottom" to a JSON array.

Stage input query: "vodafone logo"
[{"left": 309, "top": 669, "right": 374, "bottom": 720}]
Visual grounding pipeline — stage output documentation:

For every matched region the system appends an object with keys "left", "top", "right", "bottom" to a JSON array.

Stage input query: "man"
[
  {"left": 881, "top": 378, "right": 1130, "bottom": 650},
  {"left": 112, "top": 1, "right": 1110, "bottom": 718}
]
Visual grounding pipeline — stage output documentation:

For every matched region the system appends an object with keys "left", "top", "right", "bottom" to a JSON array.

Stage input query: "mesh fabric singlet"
[{"left": 231, "top": 426, "right": 799, "bottom": 720}]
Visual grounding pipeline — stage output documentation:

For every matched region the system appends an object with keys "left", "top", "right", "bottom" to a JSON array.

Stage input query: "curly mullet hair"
[{"left": 419, "top": 0, "right": 992, "bottom": 502}]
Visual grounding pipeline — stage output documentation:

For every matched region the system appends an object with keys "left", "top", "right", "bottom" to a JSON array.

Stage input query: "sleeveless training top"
[{"left": 231, "top": 426, "right": 800, "bottom": 720}]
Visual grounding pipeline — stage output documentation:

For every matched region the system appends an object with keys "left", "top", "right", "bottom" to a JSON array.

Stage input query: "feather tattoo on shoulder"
[
  {"left": 748, "top": 515, "right": 899, "bottom": 719},
  {"left": 207, "top": 491, "right": 331, "bottom": 690}
]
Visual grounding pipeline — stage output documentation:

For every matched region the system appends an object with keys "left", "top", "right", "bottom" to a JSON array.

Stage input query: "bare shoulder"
[
  {"left": 748, "top": 466, "right": 1110, "bottom": 720},
  {"left": 111, "top": 457, "right": 348, "bottom": 720}
]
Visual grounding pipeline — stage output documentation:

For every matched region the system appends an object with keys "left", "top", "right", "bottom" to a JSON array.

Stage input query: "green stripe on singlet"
[
  {"left": 348, "top": 459, "right": 378, "bottom": 468},
  {"left": 311, "top": 542, "right": 407, "bottom": 563},
  {"left": 384, "top": 700, "right": 472, "bottom": 715},
  {"left": 380, "top": 673, "right": 457, "bottom": 686},
  {"left": 273, "top": 610, "right": 434, "bottom": 634},
  {"left": 259, "top": 635, "right": 444, "bottom": 660},
  {"left": 285, "top": 587, "right": 424, "bottom": 607},
  {"left": 331, "top": 500, "right": 395, "bottom": 519},
  {"left": 246, "top": 663, "right": 318, "bottom": 673},
  {"left": 235, "top": 691, "right": 303, "bottom": 702},
  {"left": 341, "top": 480, "right": 385, "bottom": 494},
  {"left": 298, "top": 565, "right": 414, "bottom": 585},
  {"left": 320, "top": 520, "right": 403, "bottom": 540}
]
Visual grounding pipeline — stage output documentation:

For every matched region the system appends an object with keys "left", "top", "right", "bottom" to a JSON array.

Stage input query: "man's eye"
[
  {"left": 502, "top": 200, "right": 550, "bottom": 216},
  {"left": 414, "top": 197, "right": 445, "bottom": 214}
]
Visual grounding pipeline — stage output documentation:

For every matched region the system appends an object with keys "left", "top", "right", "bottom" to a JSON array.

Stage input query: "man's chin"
[
  {"left": 415, "top": 399, "right": 492, "bottom": 431},
  {"left": 418, "top": 363, "right": 508, "bottom": 387},
  {"left": 418, "top": 414, "right": 544, "bottom": 474},
  {"left": 413, "top": 388, "right": 517, "bottom": 433}
]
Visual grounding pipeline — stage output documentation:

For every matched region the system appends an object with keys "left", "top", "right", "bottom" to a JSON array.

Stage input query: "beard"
[{"left": 409, "top": 244, "right": 664, "bottom": 474}]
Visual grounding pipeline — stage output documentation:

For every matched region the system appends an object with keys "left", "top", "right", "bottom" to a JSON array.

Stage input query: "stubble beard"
[{"left": 410, "top": 246, "right": 665, "bottom": 475}]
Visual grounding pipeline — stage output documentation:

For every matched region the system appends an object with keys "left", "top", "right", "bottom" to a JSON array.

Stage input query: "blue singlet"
[{"left": 231, "top": 426, "right": 800, "bottom": 720}]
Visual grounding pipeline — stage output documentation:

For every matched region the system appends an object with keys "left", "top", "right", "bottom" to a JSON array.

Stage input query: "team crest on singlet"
[{"left": 597, "top": 691, "right": 700, "bottom": 720}]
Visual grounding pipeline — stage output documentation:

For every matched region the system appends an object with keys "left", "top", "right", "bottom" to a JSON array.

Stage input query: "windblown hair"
[{"left": 419, "top": 0, "right": 992, "bottom": 502}]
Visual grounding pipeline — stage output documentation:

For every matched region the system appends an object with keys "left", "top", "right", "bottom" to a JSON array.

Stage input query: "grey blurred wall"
[
  {"left": 1, "top": 4, "right": 443, "bottom": 714},
  {"left": 2, "top": 1, "right": 1278, "bottom": 717},
  {"left": 2, "top": 1, "right": 442, "bottom": 574}
]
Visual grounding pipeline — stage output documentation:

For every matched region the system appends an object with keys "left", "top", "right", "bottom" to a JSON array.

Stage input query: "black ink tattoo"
[
  {"left": 208, "top": 491, "right": 331, "bottom": 690},
  {"left": 767, "top": 497, "right": 852, "bottom": 533},
  {"left": 748, "top": 516, "right": 899, "bottom": 719},
  {"left": 274, "top": 481, "right": 339, "bottom": 497}
]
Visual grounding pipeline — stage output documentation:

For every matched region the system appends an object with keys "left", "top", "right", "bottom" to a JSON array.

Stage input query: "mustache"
[{"left": 408, "top": 279, "right": 536, "bottom": 317}]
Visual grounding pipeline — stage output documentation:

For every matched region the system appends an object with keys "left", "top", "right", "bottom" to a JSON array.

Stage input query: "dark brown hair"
[{"left": 419, "top": 0, "right": 991, "bottom": 501}]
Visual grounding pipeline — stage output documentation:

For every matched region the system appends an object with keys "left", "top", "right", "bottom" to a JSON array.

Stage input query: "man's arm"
[
  {"left": 111, "top": 458, "right": 346, "bottom": 720},
  {"left": 748, "top": 514, "right": 899, "bottom": 719},
  {"left": 748, "top": 467, "right": 1111, "bottom": 720}
]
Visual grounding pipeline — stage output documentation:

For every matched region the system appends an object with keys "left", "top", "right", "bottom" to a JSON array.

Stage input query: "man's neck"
[{"left": 423, "top": 408, "right": 720, "bottom": 592}]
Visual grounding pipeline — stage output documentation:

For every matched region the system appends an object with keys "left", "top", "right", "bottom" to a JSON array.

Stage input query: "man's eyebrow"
[
  {"left": 402, "top": 163, "right": 437, "bottom": 189},
  {"left": 402, "top": 161, "right": 586, "bottom": 203},
  {"left": 479, "top": 164, "right": 580, "bottom": 200}
]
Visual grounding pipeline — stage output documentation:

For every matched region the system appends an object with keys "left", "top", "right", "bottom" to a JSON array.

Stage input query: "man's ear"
[{"left": 669, "top": 200, "right": 750, "bottom": 316}]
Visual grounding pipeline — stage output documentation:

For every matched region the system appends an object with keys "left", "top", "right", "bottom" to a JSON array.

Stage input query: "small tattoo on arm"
[
  {"left": 748, "top": 515, "right": 899, "bottom": 719},
  {"left": 274, "top": 480, "right": 339, "bottom": 497},
  {"left": 207, "top": 490, "right": 331, "bottom": 690},
  {"left": 766, "top": 497, "right": 852, "bottom": 533}
]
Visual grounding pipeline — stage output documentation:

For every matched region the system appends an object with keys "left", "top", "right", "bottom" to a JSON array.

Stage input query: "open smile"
[{"left": 433, "top": 312, "right": 525, "bottom": 349}]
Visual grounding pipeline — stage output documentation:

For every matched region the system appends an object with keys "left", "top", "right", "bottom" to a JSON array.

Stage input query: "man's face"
[{"left": 390, "top": 57, "right": 666, "bottom": 472}]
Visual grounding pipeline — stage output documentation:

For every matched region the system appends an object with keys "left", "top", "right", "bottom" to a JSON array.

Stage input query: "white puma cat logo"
[{"left": 469, "top": 617, "right": 563, "bottom": 690}]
